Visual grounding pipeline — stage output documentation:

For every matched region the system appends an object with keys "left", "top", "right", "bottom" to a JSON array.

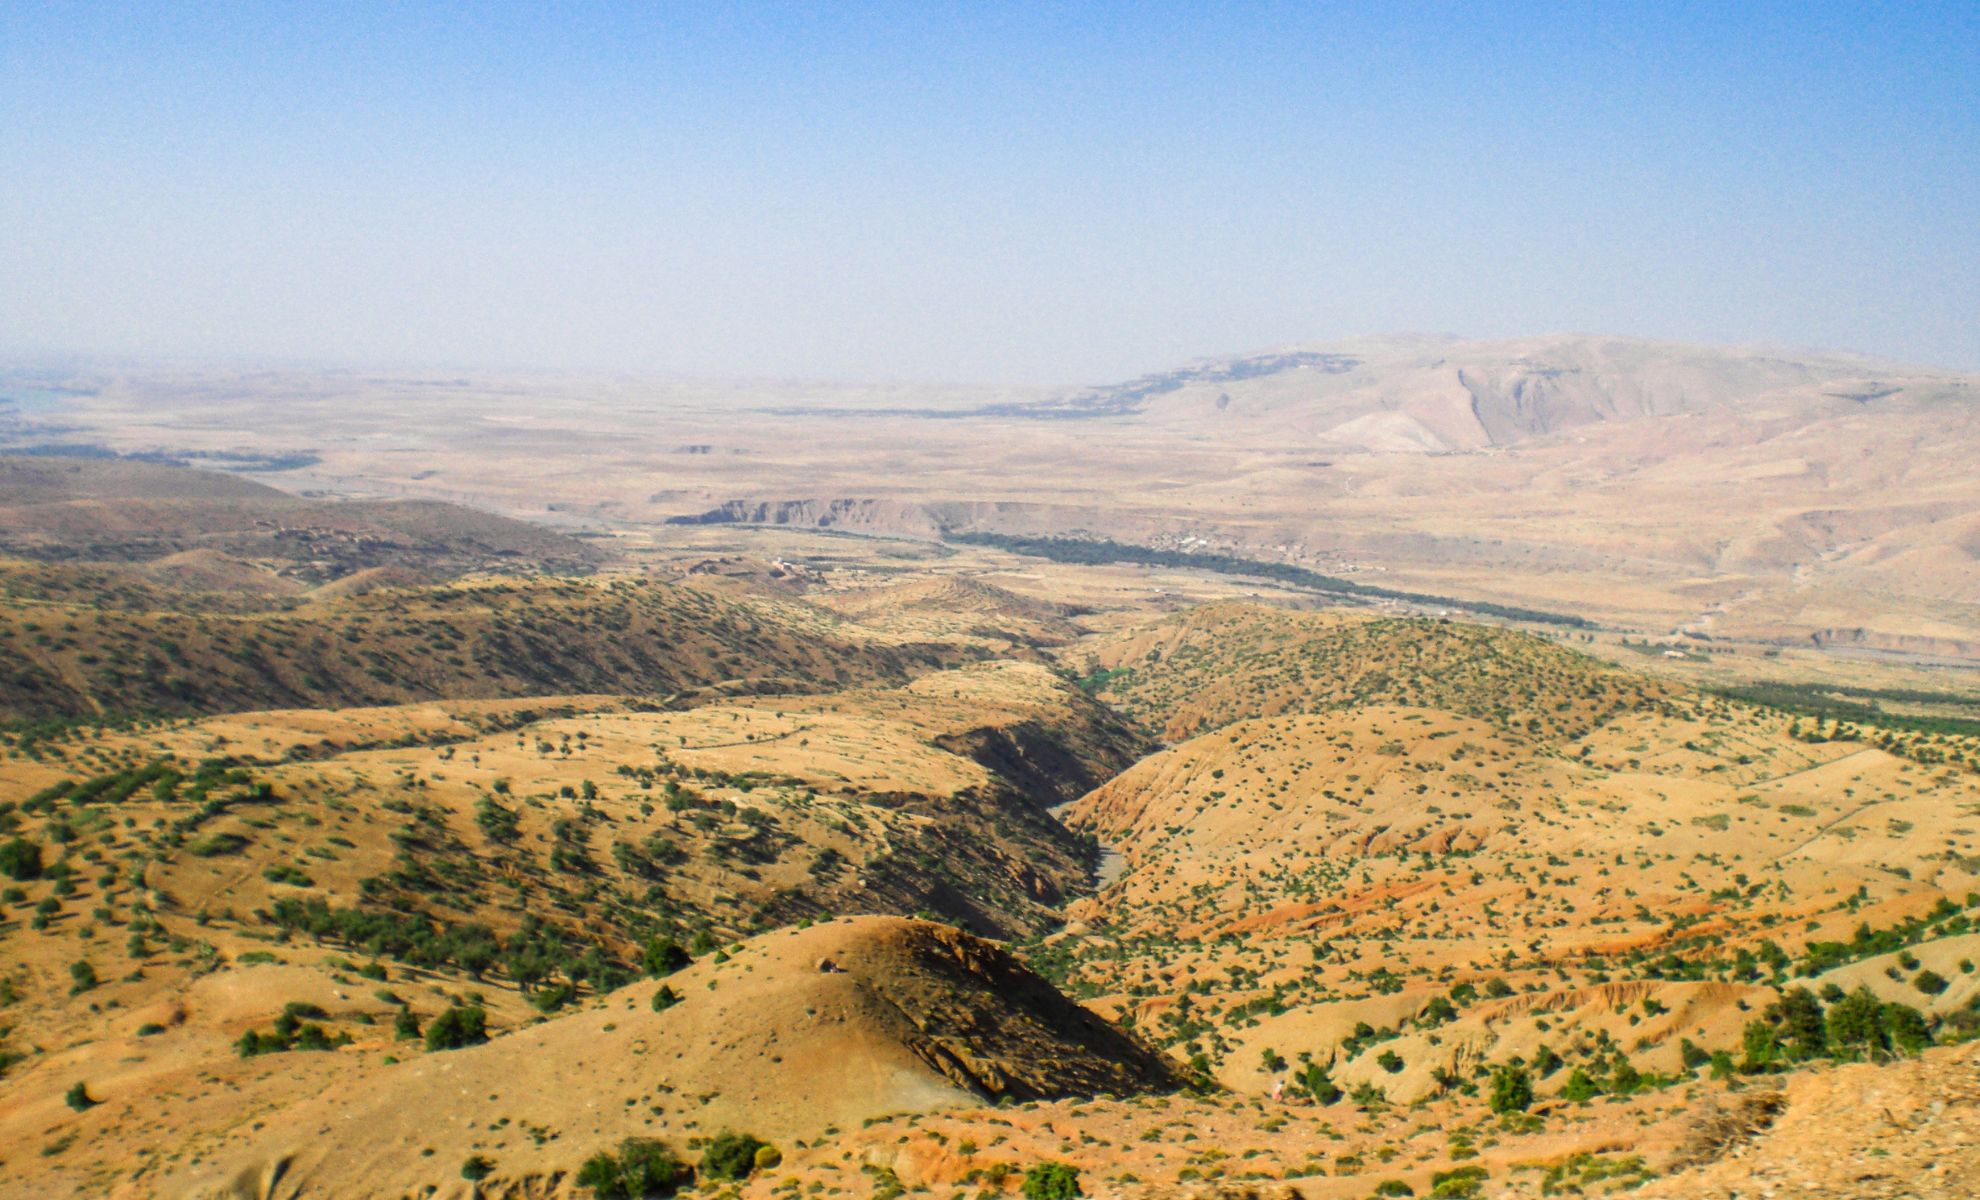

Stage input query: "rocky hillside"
[
  {"left": 0, "top": 572, "right": 972, "bottom": 721},
  {"left": 1081, "top": 602, "right": 1673, "bottom": 743}
]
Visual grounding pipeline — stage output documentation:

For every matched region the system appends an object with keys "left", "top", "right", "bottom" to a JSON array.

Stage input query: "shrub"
[
  {"left": 576, "top": 1137, "right": 692, "bottom": 1198},
  {"left": 1373, "top": 1182, "right": 1415, "bottom": 1198},
  {"left": 642, "top": 938, "right": 691, "bottom": 977},
  {"left": 1294, "top": 1059, "right": 1340, "bottom": 1104},
  {"left": 1559, "top": 1067, "right": 1599, "bottom": 1102},
  {"left": 753, "top": 1144, "right": 782, "bottom": 1172},
  {"left": 425, "top": 1005, "right": 488, "bottom": 1051},
  {"left": 1021, "top": 1161, "right": 1082, "bottom": 1200},
  {"left": 651, "top": 985, "right": 682, "bottom": 1013},
  {"left": 1350, "top": 1081, "right": 1388, "bottom": 1110},
  {"left": 700, "top": 1131, "right": 769, "bottom": 1181},
  {"left": 0, "top": 838, "right": 42, "bottom": 882},
  {"left": 1429, "top": 1166, "right": 1489, "bottom": 1199},
  {"left": 64, "top": 1081, "right": 96, "bottom": 1111},
  {"left": 1678, "top": 1038, "right": 1710, "bottom": 1070},
  {"left": 1489, "top": 1065, "right": 1532, "bottom": 1113},
  {"left": 1915, "top": 970, "right": 1950, "bottom": 996},
  {"left": 533, "top": 982, "right": 576, "bottom": 1013},
  {"left": 394, "top": 1007, "right": 422, "bottom": 1040},
  {"left": 189, "top": 833, "right": 248, "bottom": 857},
  {"left": 68, "top": 960, "right": 97, "bottom": 995},
  {"left": 1826, "top": 987, "right": 1887, "bottom": 1058},
  {"left": 1739, "top": 1020, "right": 1780, "bottom": 1071},
  {"left": 1883, "top": 1002, "right": 1932, "bottom": 1053},
  {"left": 461, "top": 1154, "right": 494, "bottom": 1181}
]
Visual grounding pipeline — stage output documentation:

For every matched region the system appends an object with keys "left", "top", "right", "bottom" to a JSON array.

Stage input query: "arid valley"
[
  {"left": 6, "top": 6, "right": 1979, "bottom": 1197},
  {"left": 1, "top": 335, "right": 1978, "bottom": 1198}
]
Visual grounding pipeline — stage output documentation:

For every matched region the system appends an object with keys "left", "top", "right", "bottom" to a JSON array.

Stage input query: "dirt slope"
[
  {"left": 1640, "top": 1041, "right": 1980, "bottom": 1199},
  {"left": 149, "top": 917, "right": 1175, "bottom": 1200}
]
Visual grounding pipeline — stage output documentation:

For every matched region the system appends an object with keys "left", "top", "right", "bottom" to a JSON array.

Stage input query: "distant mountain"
[{"left": 1096, "top": 333, "right": 1976, "bottom": 452}]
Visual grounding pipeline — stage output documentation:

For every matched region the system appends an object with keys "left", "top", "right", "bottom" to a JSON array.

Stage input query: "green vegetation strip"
[
  {"left": 1709, "top": 681, "right": 1980, "bottom": 736},
  {"left": 948, "top": 533, "right": 1590, "bottom": 627}
]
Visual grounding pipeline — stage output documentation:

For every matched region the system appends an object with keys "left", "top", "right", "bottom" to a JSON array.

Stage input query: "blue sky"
[{"left": 2, "top": 3, "right": 1975, "bottom": 383}]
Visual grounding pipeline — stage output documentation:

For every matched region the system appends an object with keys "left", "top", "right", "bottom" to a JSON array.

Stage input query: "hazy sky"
[{"left": 3, "top": 3, "right": 1976, "bottom": 384}]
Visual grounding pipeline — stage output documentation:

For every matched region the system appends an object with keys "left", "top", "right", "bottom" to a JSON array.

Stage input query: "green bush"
[
  {"left": 1021, "top": 1161, "right": 1082, "bottom": 1200},
  {"left": 461, "top": 1154, "right": 494, "bottom": 1181},
  {"left": 0, "top": 837, "right": 41, "bottom": 882},
  {"left": 651, "top": 985, "right": 682, "bottom": 1013},
  {"left": 642, "top": 938, "right": 691, "bottom": 976},
  {"left": 1559, "top": 1067, "right": 1599, "bottom": 1102},
  {"left": 700, "top": 1131, "right": 769, "bottom": 1180},
  {"left": 1429, "top": 1165, "right": 1488, "bottom": 1198},
  {"left": 1488, "top": 1065, "right": 1531, "bottom": 1113},
  {"left": 1826, "top": 987, "right": 1887, "bottom": 1057},
  {"left": 425, "top": 1005, "right": 488, "bottom": 1051},
  {"left": 576, "top": 1137, "right": 692, "bottom": 1198},
  {"left": 64, "top": 1081, "right": 96, "bottom": 1111},
  {"left": 1293, "top": 1059, "right": 1340, "bottom": 1104},
  {"left": 533, "top": 982, "right": 576, "bottom": 1013}
]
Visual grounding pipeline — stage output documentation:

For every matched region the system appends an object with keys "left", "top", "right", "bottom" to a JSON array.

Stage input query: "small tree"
[
  {"left": 1883, "top": 1002, "right": 1932, "bottom": 1053},
  {"left": 577, "top": 1137, "right": 692, "bottom": 1199},
  {"left": 0, "top": 838, "right": 41, "bottom": 882},
  {"left": 642, "top": 938, "right": 691, "bottom": 977},
  {"left": 425, "top": 1005, "right": 488, "bottom": 1051},
  {"left": 1826, "top": 987, "right": 1887, "bottom": 1059},
  {"left": 1488, "top": 1065, "right": 1532, "bottom": 1113},
  {"left": 1021, "top": 1161, "right": 1082, "bottom": 1200},
  {"left": 1559, "top": 1067, "right": 1599, "bottom": 1102},
  {"left": 65, "top": 1081, "right": 97, "bottom": 1111},
  {"left": 1770, "top": 987, "right": 1827, "bottom": 1060},
  {"left": 700, "top": 1131, "right": 768, "bottom": 1181},
  {"left": 1739, "top": 1020, "right": 1780, "bottom": 1072},
  {"left": 1294, "top": 1059, "right": 1340, "bottom": 1104}
]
